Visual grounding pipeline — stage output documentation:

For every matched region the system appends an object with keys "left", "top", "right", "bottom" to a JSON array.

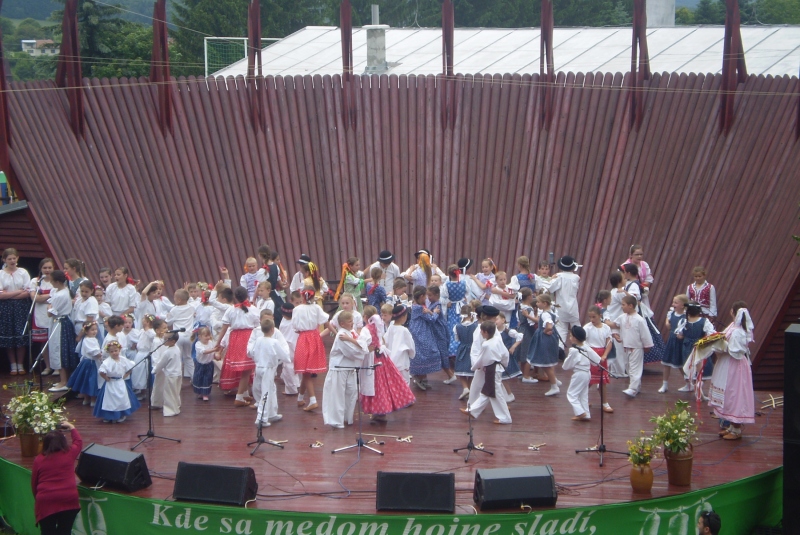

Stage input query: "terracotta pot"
[
  {"left": 18, "top": 430, "right": 43, "bottom": 457},
  {"left": 664, "top": 443, "right": 694, "bottom": 486},
  {"left": 630, "top": 464, "right": 654, "bottom": 494}
]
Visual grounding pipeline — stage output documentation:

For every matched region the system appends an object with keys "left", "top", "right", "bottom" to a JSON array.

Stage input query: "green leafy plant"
[{"left": 650, "top": 400, "right": 698, "bottom": 454}]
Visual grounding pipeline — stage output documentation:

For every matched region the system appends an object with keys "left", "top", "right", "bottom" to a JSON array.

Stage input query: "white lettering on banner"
[
  {"left": 447, "top": 517, "right": 461, "bottom": 535},
  {"left": 317, "top": 516, "right": 338, "bottom": 535},
  {"left": 176, "top": 508, "right": 192, "bottom": 529},
  {"left": 237, "top": 519, "right": 254, "bottom": 534},
  {"left": 152, "top": 504, "right": 173, "bottom": 527},
  {"left": 402, "top": 519, "right": 422, "bottom": 535},
  {"left": 264, "top": 520, "right": 294, "bottom": 535},
  {"left": 425, "top": 525, "right": 444, "bottom": 535},
  {"left": 358, "top": 522, "right": 388, "bottom": 535},
  {"left": 483, "top": 525, "right": 501, "bottom": 535},
  {"left": 221, "top": 518, "right": 233, "bottom": 533},
  {"left": 297, "top": 521, "right": 314, "bottom": 535},
  {"left": 195, "top": 516, "right": 210, "bottom": 531},
  {"left": 337, "top": 522, "right": 356, "bottom": 535}
]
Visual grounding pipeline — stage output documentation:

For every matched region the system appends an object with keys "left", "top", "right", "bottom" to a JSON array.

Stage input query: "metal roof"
[{"left": 214, "top": 25, "right": 800, "bottom": 77}]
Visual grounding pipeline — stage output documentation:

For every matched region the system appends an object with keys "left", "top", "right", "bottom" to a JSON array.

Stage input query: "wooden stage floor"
[{"left": 0, "top": 367, "right": 783, "bottom": 514}]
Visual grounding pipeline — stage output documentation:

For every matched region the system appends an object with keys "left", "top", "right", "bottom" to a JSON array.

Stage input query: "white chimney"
[
  {"left": 647, "top": 0, "right": 675, "bottom": 27},
  {"left": 364, "top": 5, "right": 390, "bottom": 74}
]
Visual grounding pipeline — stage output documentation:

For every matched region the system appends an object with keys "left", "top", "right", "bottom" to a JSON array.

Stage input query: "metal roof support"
[
  {"left": 441, "top": 0, "right": 455, "bottom": 130},
  {"left": 55, "top": 0, "right": 85, "bottom": 138},
  {"left": 150, "top": 0, "right": 173, "bottom": 135},
  {"left": 630, "top": 0, "right": 651, "bottom": 130},
  {"left": 340, "top": 0, "right": 356, "bottom": 130},
  {"left": 539, "top": 0, "right": 554, "bottom": 129},
  {"left": 247, "top": 0, "right": 263, "bottom": 132},
  {"left": 719, "top": 0, "right": 747, "bottom": 135}
]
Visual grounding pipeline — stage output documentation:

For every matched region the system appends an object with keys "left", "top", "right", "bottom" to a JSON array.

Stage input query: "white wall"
[{"left": 647, "top": 0, "right": 676, "bottom": 27}]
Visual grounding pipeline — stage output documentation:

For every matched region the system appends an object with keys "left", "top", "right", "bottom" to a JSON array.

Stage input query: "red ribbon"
[
  {"left": 235, "top": 300, "right": 252, "bottom": 309},
  {"left": 126, "top": 276, "right": 136, "bottom": 285}
]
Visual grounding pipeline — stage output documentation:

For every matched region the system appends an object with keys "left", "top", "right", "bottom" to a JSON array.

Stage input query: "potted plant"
[
  {"left": 650, "top": 400, "right": 698, "bottom": 486},
  {"left": 627, "top": 431, "right": 656, "bottom": 494},
  {"left": 4, "top": 388, "right": 67, "bottom": 457}
]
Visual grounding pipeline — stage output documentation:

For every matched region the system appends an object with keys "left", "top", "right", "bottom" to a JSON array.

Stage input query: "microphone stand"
[
  {"left": 131, "top": 339, "right": 181, "bottom": 450},
  {"left": 30, "top": 315, "right": 64, "bottom": 392},
  {"left": 573, "top": 346, "right": 628, "bottom": 467},
  {"left": 248, "top": 391, "right": 284, "bottom": 455},
  {"left": 332, "top": 364, "right": 383, "bottom": 455},
  {"left": 22, "top": 282, "right": 39, "bottom": 375},
  {"left": 454, "top": 400, "right": 494, "bottom": 462}
]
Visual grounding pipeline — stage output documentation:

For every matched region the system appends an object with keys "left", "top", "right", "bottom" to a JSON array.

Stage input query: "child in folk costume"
[
  {"left": 278, "top": 303, "right": 301, "bottom": 395},
  {"left": 167, "top": 289, "right": 196, "bottom": 378},
  {"left": 444, "top": 265, "right": 467, "bottom": 382},
  {"left": 390, "top": 278, "right": 411, "bottom": 306},
  {"left": 548, "top": 256, "right": 581, "bottom": 347},
  {"left": 403, "top": 250, "right": 444, "bottom": 289},
  {"left": 328, "top": 294, "right": 364, "bottom": 334},
  {"left": 240, "top": 257, "right": 260, "bottom": 301},
  {"left": 384, "top": 305, "right": 416, "bottom": 386},
  {"left": 370, "top": 250, "right": 402, "bottom": 294},
  {"left": 101, "top": 316, "right": 124, "bottom": 360},
  {"left": 293, "top": 289, "right": 331, "bottom": 412},
  {"left": 427, "top": 284, "right": 455, "bottom": 384},
  {"left": 687, "top": 266, "right": 718, "bottom": 323},
  {"left": 659, "top": 295, "right": 691, "bottom": 393},
  {"left": 105, "top": 267, "right": 138, "bottom": 317},
  {"left": 709, "top": 301, "right": 755, "bottom": 440},
  {"left": 366, "top": 267, "right": 388, "bottom": 310},
  {"left": 29, "top": 258, "right": 54, "bottom": 374},
  {"left": 120, "top": 314, "right": 138, "bottom": 363},
  {"left": 535, "top": 261, "right": 554, "bottom": 294},
  {"left": 252, "top": 319, "right": 291, "bottom": 426},
  {"left": 132, "top": 314, "right": 156, "bottom": 395},
  {"left": 584, "top": 306, "right": 614, "bottom": 413},
  {"left": 470, "top": 258, "right": 497, "bottom": 305},
  {"left": 72, "top": 280, "right": 99, "bottom": 340},
  {"left": 254, "top": 281, "right": 275, "bottom": 314},
  {"left": 62, "top": 258, "right": 88, "bottom": 298},
  {"left": 507, "top": 257, "right": 536, "bottom": 329},
  {"left": 678, "top": 301, "right": 716, "bottom": 384},
  {"left": 193, "top": 326, "right": 216, "bottom": 401},
  {"left": 453, "top": 303, "right": 479, "bottom": 400},
  {"left": 606, "top": 272, "right": 627, "bottom": 378},
  {"left": 94, "top": 341, "right": 140, "bottom": 423},
  {"left": 67, "top": 322, "right": 102, "bottom": 406},
  {"left": 297, "top": 261, "right": 328, "bottom": 306},
  {"left": 562, "top": 326, "right": 601, "bottom": 422},
  {"left": 149, "top": 318, "right": 168, "bottom": 407},
  {"left": 496, "top": 314, "right": 522, "bottom": 402},
  {"left": 608, "top": 295, "right": 653, "bottom": 397},
  {"left": 622, "top": 263, "right": 665, "bottom": 364},
  {"left": 624, "top": 244, "right": 654, "bottom": 313},
  {"left": 361, "top": 306, "right": 415, "bottom": 422},
  {"left": 322, "top": 311, "right": 369, "bottom": 429},
  {"left": 490, "top": 271, "right": 518, "bottom": 325},
  {"left": 466, "top": 306, "right": 503, "bottom": 408},
  {"left": 215, "top": 287, "right": 261, "bottom": 407},
  {"left": 527, "top": 294, "right": 561, "bottom": 396},
  {"left": 334, "top": 257, "right": 365, "bottom": 314},
  {"left": 46, "top": 270, "right": 77, "bottom": 392},
  {"left": 460, "top": 321, "right": 512, "bottom": 424},
  {"left": 151, "top": 333, "right": 182, "bottom": 417},
  {"left": 517, "top": 288, "right": 539, "bottom": 384},
  {"left": 247, "top": 310, "right": 288, "bottom": 404},
  {"left": 408, "top": 286, "right": 446, "bottom": 390}
]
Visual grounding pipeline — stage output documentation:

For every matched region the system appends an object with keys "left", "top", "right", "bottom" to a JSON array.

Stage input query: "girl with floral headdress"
[
  {"left": 403, "top": 249, "right": 445, "bottom": 289},
  {"left": 292, "top": 288, "right": 331, "bottom": 412},
  {"left": 334, "top": 257, "right": 365, "bottom": 313},
  {"left": 470, "top": 258, "right": 497, "bottom": 306},
  {"left": 214, "top": 287, "right": 261, "bottom": 407}
]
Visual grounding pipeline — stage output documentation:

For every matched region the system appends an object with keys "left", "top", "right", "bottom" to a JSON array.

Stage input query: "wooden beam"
[
  {"left": 56, "top": 0, "right": 84, "bottom": 138},
  {"left": 247, "top": 0, "right": 263, "bottom": 132},
  {"left": 630, "top": 0, "right": 651, "bottom": 130},
  {"left": 720, "top": 0, "right": 746, "bottom": 135},
  {"left": 340, "top": 0, "right": 356, "bottom": 130},
  {"left": 441, "top": 0, "right": 455, "bottom": 130},
  {"left": 150, "top": 0, "right": 173, "bottom": 135},
  {"left": 539, "top": 0, "right": 554, "bottom": 129}
]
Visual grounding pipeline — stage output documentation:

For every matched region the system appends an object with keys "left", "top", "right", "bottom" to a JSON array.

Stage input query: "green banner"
[{"left": 0, "top": 458, "right": 781, "bottom": 535}]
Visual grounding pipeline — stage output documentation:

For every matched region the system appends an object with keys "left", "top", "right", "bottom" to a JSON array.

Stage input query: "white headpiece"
[{"left": 735, "top": 308, "right": 754, "bottom": 343}]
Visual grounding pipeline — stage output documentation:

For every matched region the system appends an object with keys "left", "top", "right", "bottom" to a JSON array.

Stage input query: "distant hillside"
[
  {"left": 676, "top": 0, "right": 700, "bottom": 7},
  {"left": 0, "top": 0, "right": 174, "bottom": 24}
]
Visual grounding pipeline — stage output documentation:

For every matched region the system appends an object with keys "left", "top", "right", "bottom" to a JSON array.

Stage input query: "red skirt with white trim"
[
  {"left": 294, "top": 330, "right": 327, "bottom": 374},
  {"left": 589, "top": 347, "right": 609, "bottom": 385},
  {"left": 219, "top": 329, "right": 255, "bottom": 390},
  {"left": 361, "top": 354, "right": 416, "bottom": 416}
]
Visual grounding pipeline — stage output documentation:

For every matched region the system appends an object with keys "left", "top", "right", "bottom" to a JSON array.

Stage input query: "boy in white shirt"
[
  {"left": 606, "top": 272, "right": 627, "bottom": 378},
  {"left": 322, "top": 311, "right": 369, "bottom": 429},
  {"left": 167, "top": 289, "right": 196, "bottom": 378},
  {"left": 383, "top": 305, "right": 416, "bottom": 385},
  {"left": 608, "top": 295, "right": 653, "bottom": 397},
  {"left": 278, "top": 303, "right": 301, "bottom": 395},
  {"left": 152, "top": 333, "right": 182, "bottom": 416},
  {"left": 252, "top": 319, "right": 291, "bottom": 426},
  {"left": 562, "top": 326, "right": 601, "bottom": 421},
  {"left": 548, "top": 256, "right": 581, "bottom": 347},
  {"left": 460, "top": 321, "right": 512, "bottom": 424}
]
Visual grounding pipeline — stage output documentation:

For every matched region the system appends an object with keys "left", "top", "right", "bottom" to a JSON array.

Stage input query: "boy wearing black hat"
[
  {"left": 460, "top": 320, "right": 512, "bottom": 424},
  {"left": 467, "top": 305, "right": 502, "bottom": 407},
  {"left": 549, "top": 256, "right": 581, "bottom": 348},
  {"left": 562, "top": 326, "right": 601, "bottom": 421},
  {"left": 370, "top": 251, "right": 402, "bottom": 294}
]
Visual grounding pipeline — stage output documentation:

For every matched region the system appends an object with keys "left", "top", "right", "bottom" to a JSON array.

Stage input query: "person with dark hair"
[
  {"left": 215, "top": 286, "right": 260, "bottom": 407},
  {"left": 697, "top": 510, "right": 721, "bottom": 535},
  {"left": 31, "top": 420, "right": 82, "bottom": 535},
  {"left": 0, "top": 247, "right": 32, "bottom": 376}
]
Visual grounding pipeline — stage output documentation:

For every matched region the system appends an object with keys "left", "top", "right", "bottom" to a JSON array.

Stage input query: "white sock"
[
  {"left": 235, "top": 394, "right": 245, "bottom": 402},
  {"left": 603, "top": 402, "right": 611, "bottom": 408},
  {"left": 662, "top": 381, "right": 669, "bottom": 388},
  {"left": 297, "top": 394, "right": 304, "bottom": 402},
  {"left": 309, "top": 396, "right": 317, "bottom": 405}
]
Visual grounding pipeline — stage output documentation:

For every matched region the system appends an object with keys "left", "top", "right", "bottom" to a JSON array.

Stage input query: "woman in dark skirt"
[{"left": 0, "top": 248, "right": 33, "bottom": 375}]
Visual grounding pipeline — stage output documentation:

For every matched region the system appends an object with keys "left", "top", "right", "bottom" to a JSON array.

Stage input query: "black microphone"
[{"left": 167, "top": 328, "right": 186, "bottom": 333}]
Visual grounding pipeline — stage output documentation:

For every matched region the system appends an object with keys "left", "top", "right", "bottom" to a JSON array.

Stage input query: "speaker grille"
[
  {"left": 376, "top": 472, "right": 455, "bottom": 513},
  {"left": 75, "top": 443, "right": 152, "bottom": 492},
  {"left": 173, "top": 462, "right": 257, "bottom": 507}
]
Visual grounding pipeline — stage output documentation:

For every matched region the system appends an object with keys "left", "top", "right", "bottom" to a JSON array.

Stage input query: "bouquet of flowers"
[
  {"left": 650, "top": 400, "right": 698, "bottom": 454},
  {"left": 627, "top": 431, "right": 656, "bottom": 465},
  {"left": 5, "top": 389, "right": 66, "bottom": 435}
]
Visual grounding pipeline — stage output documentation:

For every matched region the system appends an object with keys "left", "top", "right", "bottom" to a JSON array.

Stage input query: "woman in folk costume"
[
  {"left": 214, "top": 286, "right": 261, "bottom": 407},
  {"left": 335, "top": 257, "right": 365, "bottom": 313},
  {"left": 360, "top": 306, "right": 416, "bottom": 422}
]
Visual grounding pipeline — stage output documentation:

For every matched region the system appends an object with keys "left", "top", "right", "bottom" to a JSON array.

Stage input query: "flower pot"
[
  {"left": 18, "top": 430, "right": 43, "bottom": 457},
  {"left": 664, "top": 443, "right": 693, "bottom": 486},
  {"left": 630, "top": 464, "right": 654, "bottom": 494}
]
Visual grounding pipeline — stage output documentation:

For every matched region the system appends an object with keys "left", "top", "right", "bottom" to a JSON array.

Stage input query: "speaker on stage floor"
[
  {"left": 474, "top": 465, "right": 557, "bottom": 510},
  {"left": 784, "top": 324, "right": 800, "bottom": 535},
  {"left": 376, "top": 472, "right": 455, "bottom": 513},
  {"left": 173, "top": 462, "right": 257, "bottom": 507},
  {"left": 75, "top": 443, "right": 152, "bottom": 492}
]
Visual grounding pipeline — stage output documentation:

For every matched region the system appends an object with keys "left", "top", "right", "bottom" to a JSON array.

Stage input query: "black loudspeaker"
[
  {"left": 173, "top": 462, "right": 258, "bottom": 506},
  {"left": 474, "top": 465, "right": 557, "bottom": 510},
  {"left": 75, "top": 443, "right": 152, "bottom": 492},
  {"left": 784, "top": 324, "right": 800, "bottom": 535},
  {"left": 376, "top": 472, "right": 455, "bottom": 513}
]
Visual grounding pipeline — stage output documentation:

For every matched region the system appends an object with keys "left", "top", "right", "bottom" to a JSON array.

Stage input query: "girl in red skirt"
[
  {"left": 584, "top": 305, "right": 613, "bottom": 413},
  {"left": 293, "top": 289, "right": 330, "bottom": 411},
  {"left": 215, "top": 287, "right": 260, "bottom": 407},
  {"left": 359, "top": 306, "right": 415, "bottom": 422}
]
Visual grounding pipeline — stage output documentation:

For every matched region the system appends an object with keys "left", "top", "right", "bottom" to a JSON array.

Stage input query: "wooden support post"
[
  {"left": 720, "top": 0, "right": 747, "bottom": 135},
  {"left": 150, "top": 0, "right": 173, "bottom": 135},
  {"left": 247, "top": 0, "right": 263, "bottom": 132},
  {"left": 630, "top": 0, "right": 651, "bottom": 130},
  {"left": 441, "top": 0, "right": 455, "bottom": 130},
  {"left": 55, "top": 0, "right": 84, "bottom": 138},
  {"left": 340, "top": 0, "right": 356, "bottom": 130},
  {"left": 539, "top": 0, "right": 554, "bottom": 130}
]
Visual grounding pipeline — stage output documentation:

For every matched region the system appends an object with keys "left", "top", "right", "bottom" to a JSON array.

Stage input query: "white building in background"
[{"left": 21, "top": 40, "right": 60, "bottom": 57}]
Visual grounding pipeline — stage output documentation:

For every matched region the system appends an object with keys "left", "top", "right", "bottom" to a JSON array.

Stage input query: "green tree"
[
  {"left": 0, "top": 17, "right": 15, "bottom": 40},
  {"left": 675, "top": 6, "right": 695, "bottom": 23},
  {"left": 172, "top": 0, "right": 248, "bottom": 76},
  {"left": 91, "top": 22, "right": 153, "bottom": 79},
  {"left": 756, "top": 0, "right": 800, "bottom": 23},
  {"left": 693, "top": 0, "right": 725, "bottom": 23},
  {"left": 9, "top": 51, "right": 57, "bottom": 81}
]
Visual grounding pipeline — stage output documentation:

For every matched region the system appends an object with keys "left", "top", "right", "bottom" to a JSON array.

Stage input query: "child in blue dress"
[
  {"left": 508, "top": 256, "right": 537, "bottom": 329},
  {"left": 497, "top": 314, "right": 522, "bottom": 402},
  {"left": 67, "top": 322, "right": 102, "bottom": 406},
  {"left": 444, "top": 264, "right": 467, "bottom": 360},
  {"left": 679, "top": 301, "right": 716, "bottom": 385},
  {"left": 517, "top": 288, "right": 538, "bottom": 383},
  {"left": 365, "top": 267, "right": 388, "bottom": 309},
  {"left": 659, "top": 294, "right": 689, "bottom": 393},
  {"left": 408, "top": 286, "right": 445, "bottom": 390},
  {"left": 453, "top": 302, "right": 480, "bottom": 400},
  {"left": 426, "top": 285, "right": 452, "bottom": 383},
  {"left": 528, "top": 293, "right": 560, "bottom": 396}
]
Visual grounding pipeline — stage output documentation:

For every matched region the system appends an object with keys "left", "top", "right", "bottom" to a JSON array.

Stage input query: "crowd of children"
[{"left": 0, "top": 244, "right": 755, "bottom": 439}]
